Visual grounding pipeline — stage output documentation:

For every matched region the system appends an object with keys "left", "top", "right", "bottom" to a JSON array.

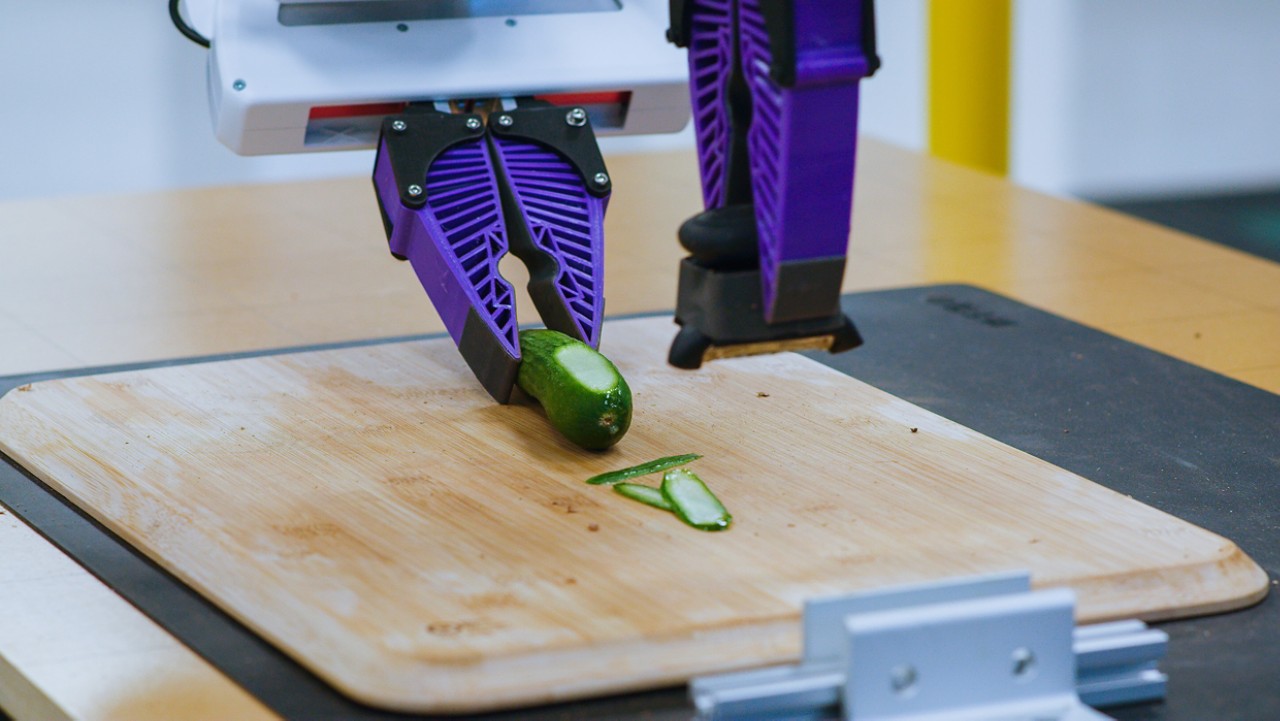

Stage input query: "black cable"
[{"left": 169, "top": 0, "right": 211, "bottom": 48}]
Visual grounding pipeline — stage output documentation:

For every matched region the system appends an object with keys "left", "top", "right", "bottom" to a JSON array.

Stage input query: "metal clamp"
[{"left": 690, "top": 571, "right": 1167, "bottom": 721}]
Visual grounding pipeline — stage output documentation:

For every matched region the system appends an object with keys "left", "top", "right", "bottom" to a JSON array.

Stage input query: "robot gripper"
[
  {"left": 666, "top": 0, "right": 879, "bottom": 369},
  {"left": 372, "top": 102, "right": 612, "bottom": 402}
]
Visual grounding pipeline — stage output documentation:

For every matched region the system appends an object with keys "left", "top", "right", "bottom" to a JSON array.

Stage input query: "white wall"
[
  {"left": 2, "top": 1, "right": 1278, "bottom": 202},
  {"left": 0, "top": 2, "right": 379, "bottom": 201},
  {"left": 865, "top": 0, "right": 1280, "bottom": 199},
  {"left": 859, "top": 0, "right": 928, "bottom": 153},
  {"left": 855, "top": 0, "right": 1280, "bottom": 199},
  {"left": 1012, "top": 0, "right": 1280, "bottom": 199}
]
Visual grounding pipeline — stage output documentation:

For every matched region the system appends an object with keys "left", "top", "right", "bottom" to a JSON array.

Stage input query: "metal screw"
[
  {"left": 890, "top": 664, "right": 918, "bottom": 696},
  {"left": 391, "top": 120, "right": 407, "bottom": 132},
  {"left": 496, "top": 115, "right": 514, "bottom": 128},
  {"left": 1011, "top": 647, "right": 1036, "bottom": 679},
  {"left": 593, "top": 172, "right": 609, "bottom": 186},
  {"left": 406, "top": 184, "right": 423, "bottom": 197},
  {"left": 396, "top": 23, "right": 409, "bottom": 32},
  {"left": 232, "top": 79, "right": 246, "bottom": 91},
  {"left": 566, "top": 107, "right": 588, "bottom": 127},
  {"left": 505, "top": 18, "right": 517, "bottom": 27},
  {"left": 465, "top": 117, "right": 482, "bottom": 131}
]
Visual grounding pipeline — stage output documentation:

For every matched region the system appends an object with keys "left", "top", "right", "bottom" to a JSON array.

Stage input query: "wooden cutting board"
[{"left": 0, "top": 317, "right": 1266, "bottom": 713}]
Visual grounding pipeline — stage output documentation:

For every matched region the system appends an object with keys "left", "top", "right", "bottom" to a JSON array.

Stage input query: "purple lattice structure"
[
  {"left": 739, "top": 0, "right": 867, "bottom": 323},
  {"left": 683, "top": 0, "right": 872, "bottom": 324},
  {"left": 372, "top": 107, "right": 615, "bottom": 400},
  {"left": 372, "top": 136, "right": 519, "bottom": 360},
  {"left": 491, "top": 136, "right": 608, "bottom": 349},
  {"left": 687, "top": 0, "right": 736, "bottom": 209}
]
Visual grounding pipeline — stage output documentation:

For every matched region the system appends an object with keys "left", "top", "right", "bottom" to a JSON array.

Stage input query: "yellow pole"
[{"left": 928, "top": 0, "right": 1011, "bottom": 175}]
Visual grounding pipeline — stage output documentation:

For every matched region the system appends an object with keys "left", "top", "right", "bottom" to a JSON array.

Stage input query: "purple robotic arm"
[
  {"left": 667, "top": 0, "right": 879, "bottom": 368},
  {"left": 371, "top": 1, "right": 874, "bottom": 397}
]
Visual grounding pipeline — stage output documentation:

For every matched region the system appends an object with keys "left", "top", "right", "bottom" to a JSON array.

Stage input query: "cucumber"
[
  {"left": 613, "top": 482, "right": 673, "bottom": 511},
  {"left": 586, "top": 453, "right": 702, "bottom": 485},
  {"left": 517, "top": 329, "right": 632, "bottom": 450},
  {"left": 662, "top": 468, "right": 732, "bottom": 531}
]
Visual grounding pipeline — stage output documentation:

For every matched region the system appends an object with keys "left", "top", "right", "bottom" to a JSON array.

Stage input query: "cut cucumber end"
[
  {"left": 553, "top": 344, "right": 620, "bottom": 393},
  {"left": 516, "top": 329, "right": 633, "bottom": 451}
]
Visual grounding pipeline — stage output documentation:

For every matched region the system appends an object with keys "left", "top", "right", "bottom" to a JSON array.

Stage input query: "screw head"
[
  {"left": 593, "top": 172, "right": 609, "bottom": 187},
  {"left": 1011, "top": 647, "right": 1037, "bottom": 680},
  {"left": 231, "top": 79, "right": 246, "bottom": 91},
  {"left": 391, "top": 120, "right": 407, "bottom": 132},
  {"left": 406, "top": 184, "right": 423, "bottom": 197},
  {"left": 465, "top": 116, "right": 482, "bottom": 131},
  {"left": 890, "top": 664, "right": 918, "bottom": 696},
  {"left": 496, "top": 114, "right": 514, "bottom": 128},
  {"left": 566, "top": 108, "right": 588, "bottom": 127}
]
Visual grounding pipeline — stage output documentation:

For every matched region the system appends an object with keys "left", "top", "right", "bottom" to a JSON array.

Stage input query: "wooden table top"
[{"left": 1, "top": 139, "right": 1276, "bottom": 719}]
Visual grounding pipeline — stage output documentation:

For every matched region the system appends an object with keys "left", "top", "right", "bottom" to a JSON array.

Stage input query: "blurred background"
[{"left": 2, "top": 0, "right": 1278, "bottom": 261}]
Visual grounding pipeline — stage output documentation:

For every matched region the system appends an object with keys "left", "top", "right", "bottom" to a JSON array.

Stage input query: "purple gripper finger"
[
  {"left": 688, "top": 0, "right": 736, "bottom": 210},
  {"left": 490, "top": 135, "right": 609, "bottom": 349},
  {"left": 739, "top": 0, "right": 871, "bottom": 324},
  {"left": 373, "top": 134, "right": 521, "bottom": 400}
]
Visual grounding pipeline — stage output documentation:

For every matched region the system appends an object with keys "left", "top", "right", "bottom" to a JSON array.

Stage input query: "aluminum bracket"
[{"left": 690, "top": 571, "right": 1167, "bottom": 721}]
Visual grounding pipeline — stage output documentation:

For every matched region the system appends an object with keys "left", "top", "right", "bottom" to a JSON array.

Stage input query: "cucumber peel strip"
[
  {"left": 662, "top": 468, "right": 732, "bottom": 531},
  {"left": 585, "top": 453, "right": 702, "bottom": 486},
  {"left": 612, "top": 483, "right": 673, "bottom": 511}
]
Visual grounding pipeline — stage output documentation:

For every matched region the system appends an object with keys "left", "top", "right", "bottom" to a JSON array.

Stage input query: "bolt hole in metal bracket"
[{"left": 690, "top": 571, "right": 1168, "bottom": 721}]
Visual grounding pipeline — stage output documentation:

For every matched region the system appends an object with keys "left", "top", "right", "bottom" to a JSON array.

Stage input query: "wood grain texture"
[
  {"left": 0, "top": 317, "right": 1266, "bottom": 713},
  {"left": 1, "top": 140, "right": 1275, "bottom": 716},
  {"left": 0, "top": 507, "right": 278, "bottom": 721},
  {"left": 3, "top": 143, "right": 1277, "bottom": 392}
]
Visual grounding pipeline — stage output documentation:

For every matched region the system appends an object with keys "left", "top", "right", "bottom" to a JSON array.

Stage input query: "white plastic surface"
[
  {"left": 206, "top": 0, "right": 690, "bottom": 155},
  {"left": 804, "top": 571, "right": 1031, "bottom": 665},
  {"left": 843, "top": 588, "right": 1108, "bottom": 721}
]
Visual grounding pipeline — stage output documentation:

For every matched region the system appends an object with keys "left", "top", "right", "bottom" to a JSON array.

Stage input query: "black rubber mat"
[
  {"left": 1, "top": 284, "right": 1276, "bottom": 721},
  {"left": 1104, "top": 188, "right": 1280, "bottom": 264}
]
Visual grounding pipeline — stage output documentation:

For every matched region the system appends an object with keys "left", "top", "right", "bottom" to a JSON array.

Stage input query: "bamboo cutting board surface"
[{"left": 0, "top": 317, "right": 1266, "bottom": 713}]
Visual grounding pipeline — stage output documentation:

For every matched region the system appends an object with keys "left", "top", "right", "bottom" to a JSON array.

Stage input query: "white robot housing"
[{"left": 184, "top": 0, "right": 691, "bottom": 155}]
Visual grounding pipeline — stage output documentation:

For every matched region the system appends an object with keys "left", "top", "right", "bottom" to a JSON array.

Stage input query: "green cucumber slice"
[
  {"left": 661, "top": 468, "right": 732, "bottom": 531},
  {"left": 585, "top": 453, "right": 703, "bottom": 485},
  {"left": 612, "top": 483, "right": 673, "bottom": 511}
]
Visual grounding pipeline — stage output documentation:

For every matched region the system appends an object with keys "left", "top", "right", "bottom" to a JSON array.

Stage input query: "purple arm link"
[
  {"left": 741, "top": 0, "right": 871, "bottom": 323},
  {"left": 687, "top": 0, "right": 736, "bottom": 210},
  {"left": 372, "top": 135, "right": 520, "bottom": 360}
]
